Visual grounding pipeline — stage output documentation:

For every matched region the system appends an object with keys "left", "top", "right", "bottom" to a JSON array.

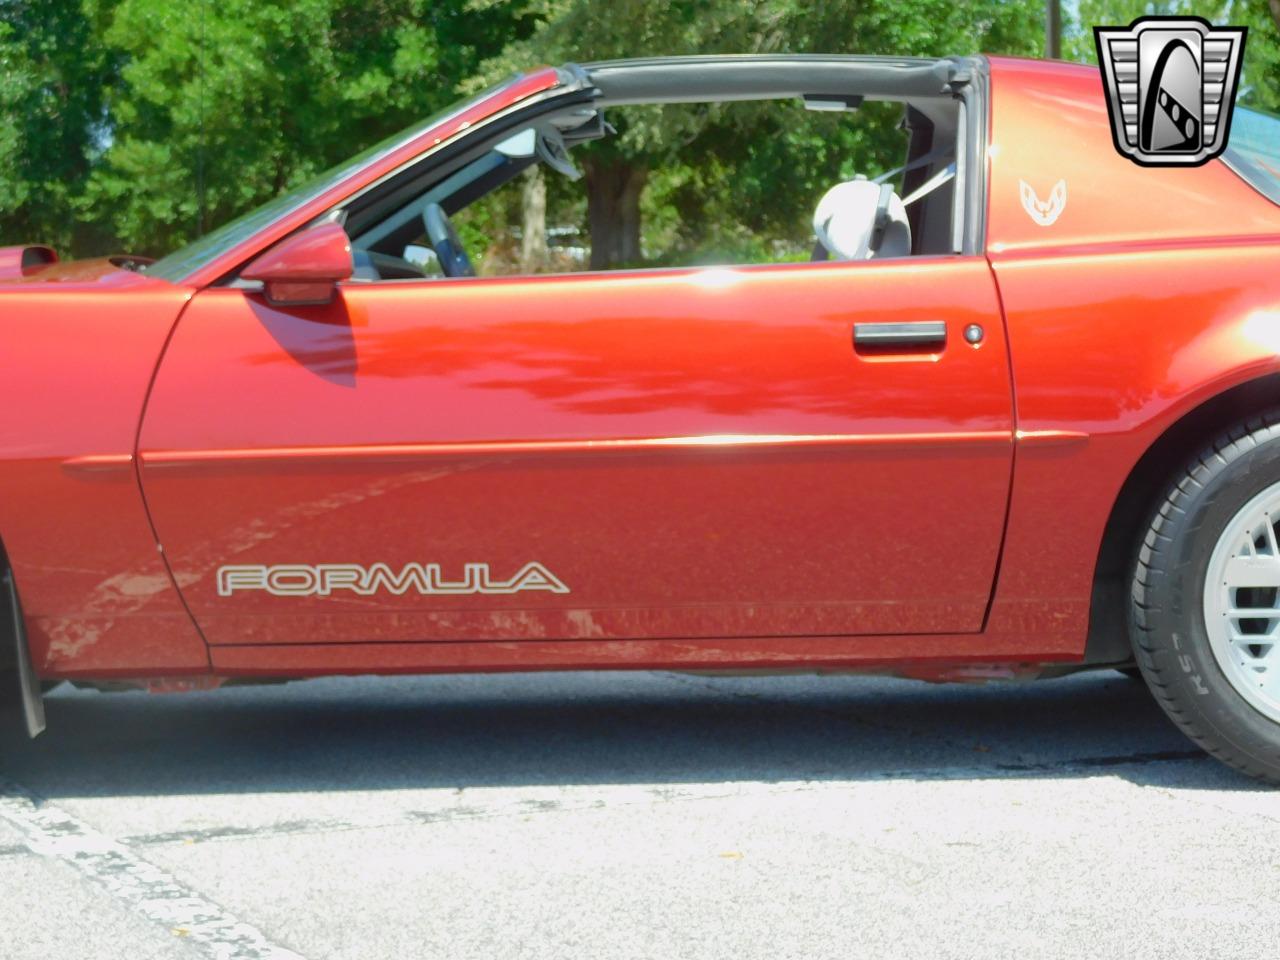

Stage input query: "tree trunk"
[
  {"left": 1271, "top": 0, "right": 1280, "bottom": 34},
  {"left": 1045, "top": 0, "right": 1061, "bottom": 59},
  {"left": 519, "top": 165, "right": 548, "bottom": 274},
  {"left": 585, "top": 159, "right": 647, "bottom": 270}
]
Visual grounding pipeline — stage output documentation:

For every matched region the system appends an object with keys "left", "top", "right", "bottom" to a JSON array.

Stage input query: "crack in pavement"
[
  {"left": 0, "top": 777, "right": 308, "bottom": 959},
  {"left": 83, "top": 748, "right": 1218, "bottom": 852}
]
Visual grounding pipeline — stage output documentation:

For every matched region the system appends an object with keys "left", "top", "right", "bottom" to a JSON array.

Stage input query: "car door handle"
[{"left": 852, "top": 321, "right": 947, "bottom": 349}]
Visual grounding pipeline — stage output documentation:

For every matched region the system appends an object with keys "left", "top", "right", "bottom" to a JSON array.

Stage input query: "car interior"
[{"left": 331, "top": 56, "right": 977, "bottom": 282}]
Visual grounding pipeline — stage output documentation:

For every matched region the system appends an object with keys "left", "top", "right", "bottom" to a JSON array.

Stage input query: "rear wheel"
[{"left": 1130, "top": 413, "right": 1280, "bottom": 784}]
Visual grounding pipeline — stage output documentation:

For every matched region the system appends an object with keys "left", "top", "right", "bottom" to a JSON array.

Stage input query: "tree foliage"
[
  {"left": 466, "top": 0, "right": 1046, "bottom": 266},
  {"left": 0, "top": 0, "right": 1275, "bottom": 259},
  {"left": 82, "top": 0, "right": 531, "bottom": 255},
  {"left": 0, "top": 0, "right": 117, "bottom": 251},
  {"left": 1069, "top": 1, "right": 1279, "bottom": 112}
]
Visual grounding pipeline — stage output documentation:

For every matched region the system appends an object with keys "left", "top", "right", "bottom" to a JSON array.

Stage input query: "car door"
[{"left": 138, "top": 254, "right": 1013, "bottom": 646}]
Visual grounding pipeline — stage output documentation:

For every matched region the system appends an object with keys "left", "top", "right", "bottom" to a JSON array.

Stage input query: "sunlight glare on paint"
[
  {"left": 1242, "top": 310, "right": 1280, "bottom": 354},
  {"left": 689, "top": 267, "right": 743, "bottom": 289}
]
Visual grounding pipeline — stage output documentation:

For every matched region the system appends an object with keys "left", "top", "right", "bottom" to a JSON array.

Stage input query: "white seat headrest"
[{"left": 813, "top": 179, "right": 911, "bottom": 260}]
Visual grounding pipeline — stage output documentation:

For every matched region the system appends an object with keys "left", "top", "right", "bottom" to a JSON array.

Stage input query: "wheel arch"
[{"left": 1086, "top": 371, "right": 1280, "bottom": 664}]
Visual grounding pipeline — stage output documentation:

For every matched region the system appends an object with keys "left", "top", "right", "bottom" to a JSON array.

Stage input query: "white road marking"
[{"left": 0, "top": 778, "right": 306, "bottom": 960}]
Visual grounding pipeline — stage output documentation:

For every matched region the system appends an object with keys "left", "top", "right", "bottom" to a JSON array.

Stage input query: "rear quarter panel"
[{"left": 984, "top": 57, "right": 1280, "bottom": 651}]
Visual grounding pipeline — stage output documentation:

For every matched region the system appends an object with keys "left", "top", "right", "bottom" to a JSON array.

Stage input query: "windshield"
[
  {"left": 145, "top": 81, "right": 514, "bottom": 283},
  {"left": 1224, "top": 106, "right": 1280, "bottom": 206}
]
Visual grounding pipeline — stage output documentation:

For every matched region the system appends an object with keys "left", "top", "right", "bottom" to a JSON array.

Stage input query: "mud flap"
[{"left": 4, "top": 569, "right": 45, "bottom": 737}]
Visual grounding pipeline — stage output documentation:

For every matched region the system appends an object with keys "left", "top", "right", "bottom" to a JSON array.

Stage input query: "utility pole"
[{"left": 1046, "top": 0, "right": 1062, "bottom": 60}]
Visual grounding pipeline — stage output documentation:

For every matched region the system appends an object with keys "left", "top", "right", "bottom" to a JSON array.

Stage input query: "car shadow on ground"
[{"left": 0, "top": 670, "right": 1268, "bottom": 797}]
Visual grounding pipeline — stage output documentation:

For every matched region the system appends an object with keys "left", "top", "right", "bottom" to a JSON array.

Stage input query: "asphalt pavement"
[{"left": 1, "top": 669, "right": 1277, "bottom": 959}]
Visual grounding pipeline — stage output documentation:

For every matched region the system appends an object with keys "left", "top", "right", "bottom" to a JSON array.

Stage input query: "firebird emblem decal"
[
  {"left": 216, "top": 562, "right": 569, "bottom": 597},
  {"left": 1018, "top": 179, "right": 1067, "bottom": 227}
]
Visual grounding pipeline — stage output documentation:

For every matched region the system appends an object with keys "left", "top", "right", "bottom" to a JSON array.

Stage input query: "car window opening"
[{"left": 339, "top": 91, "right": 965, "bottom": 283}]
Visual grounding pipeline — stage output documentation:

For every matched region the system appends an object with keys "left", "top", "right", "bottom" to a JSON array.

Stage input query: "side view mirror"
[{"left": 241, "top": 221, "right": 353, "bottom": 306}]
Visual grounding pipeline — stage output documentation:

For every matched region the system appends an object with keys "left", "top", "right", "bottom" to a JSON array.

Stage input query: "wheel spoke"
[
  {"left": 1227, "top": 607, "right": 1280, "bottom": 618},
  {"left": 1204, "top": 486, "right": 1280, "bottom": 723},
  {"left": 1261, "top": 662, "right": 1280, "bottom": 699},
  {"left": 1229, "top": 631, "right": 1279, "bottom": 646},
  {"left": 1229, "top": 638, "right": 1278, "bottom": 659},
  {"left": 1223, "top": 554, "right": 1280, "bottom": 589}
]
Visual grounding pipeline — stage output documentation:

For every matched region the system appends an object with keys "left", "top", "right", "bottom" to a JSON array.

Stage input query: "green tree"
[
  {"left": 471, "top": 0, "right": 1045, "bottom": 268},
  {"left": 1233, "top": 0, "right": 1280, "bottom": 111},
  {"left": 1067, "top": 1, "right": 1280, "bottom": 112},
  {"left": 0, "top": 0, "right": 118, "bottom": 252},
  {"left": 15, "top": 0, "right": 1269, "bottom": 264},
  {"left": 82, "top": 0, "right": 531, "bottom": 257}
]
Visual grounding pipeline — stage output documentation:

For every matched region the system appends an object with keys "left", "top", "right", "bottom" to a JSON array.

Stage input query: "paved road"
[{"left": 0, "top": 670, "right": 1277, "bottom": 959}]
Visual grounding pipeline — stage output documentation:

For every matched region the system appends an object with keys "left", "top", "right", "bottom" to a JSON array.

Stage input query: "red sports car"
[{"left": 4, "top": 54, "right": 1280, "bottom": 781}]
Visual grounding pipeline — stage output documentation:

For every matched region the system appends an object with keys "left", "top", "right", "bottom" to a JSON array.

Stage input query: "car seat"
[{"left": 812, "top": 177, "right": 912, "bottom": 260}]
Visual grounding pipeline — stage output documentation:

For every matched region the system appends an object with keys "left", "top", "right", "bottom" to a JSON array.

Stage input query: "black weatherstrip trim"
[{"left": 585, "top": 55, "right": 956, "bottom": 104}]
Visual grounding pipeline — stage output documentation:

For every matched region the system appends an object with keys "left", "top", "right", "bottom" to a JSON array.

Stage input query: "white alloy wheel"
[{"left": 1203, "top": 482, "right": 1280, "bottom": 723}]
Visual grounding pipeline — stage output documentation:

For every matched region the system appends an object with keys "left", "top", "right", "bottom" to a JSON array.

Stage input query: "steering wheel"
[{"left": 423, "top": 203, "right": 475, "bottom": 277}]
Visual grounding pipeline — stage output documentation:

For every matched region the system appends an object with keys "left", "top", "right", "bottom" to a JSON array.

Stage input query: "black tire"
[{"left": 1130, "top": 412, "right": 1280, "bottom": 784}]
